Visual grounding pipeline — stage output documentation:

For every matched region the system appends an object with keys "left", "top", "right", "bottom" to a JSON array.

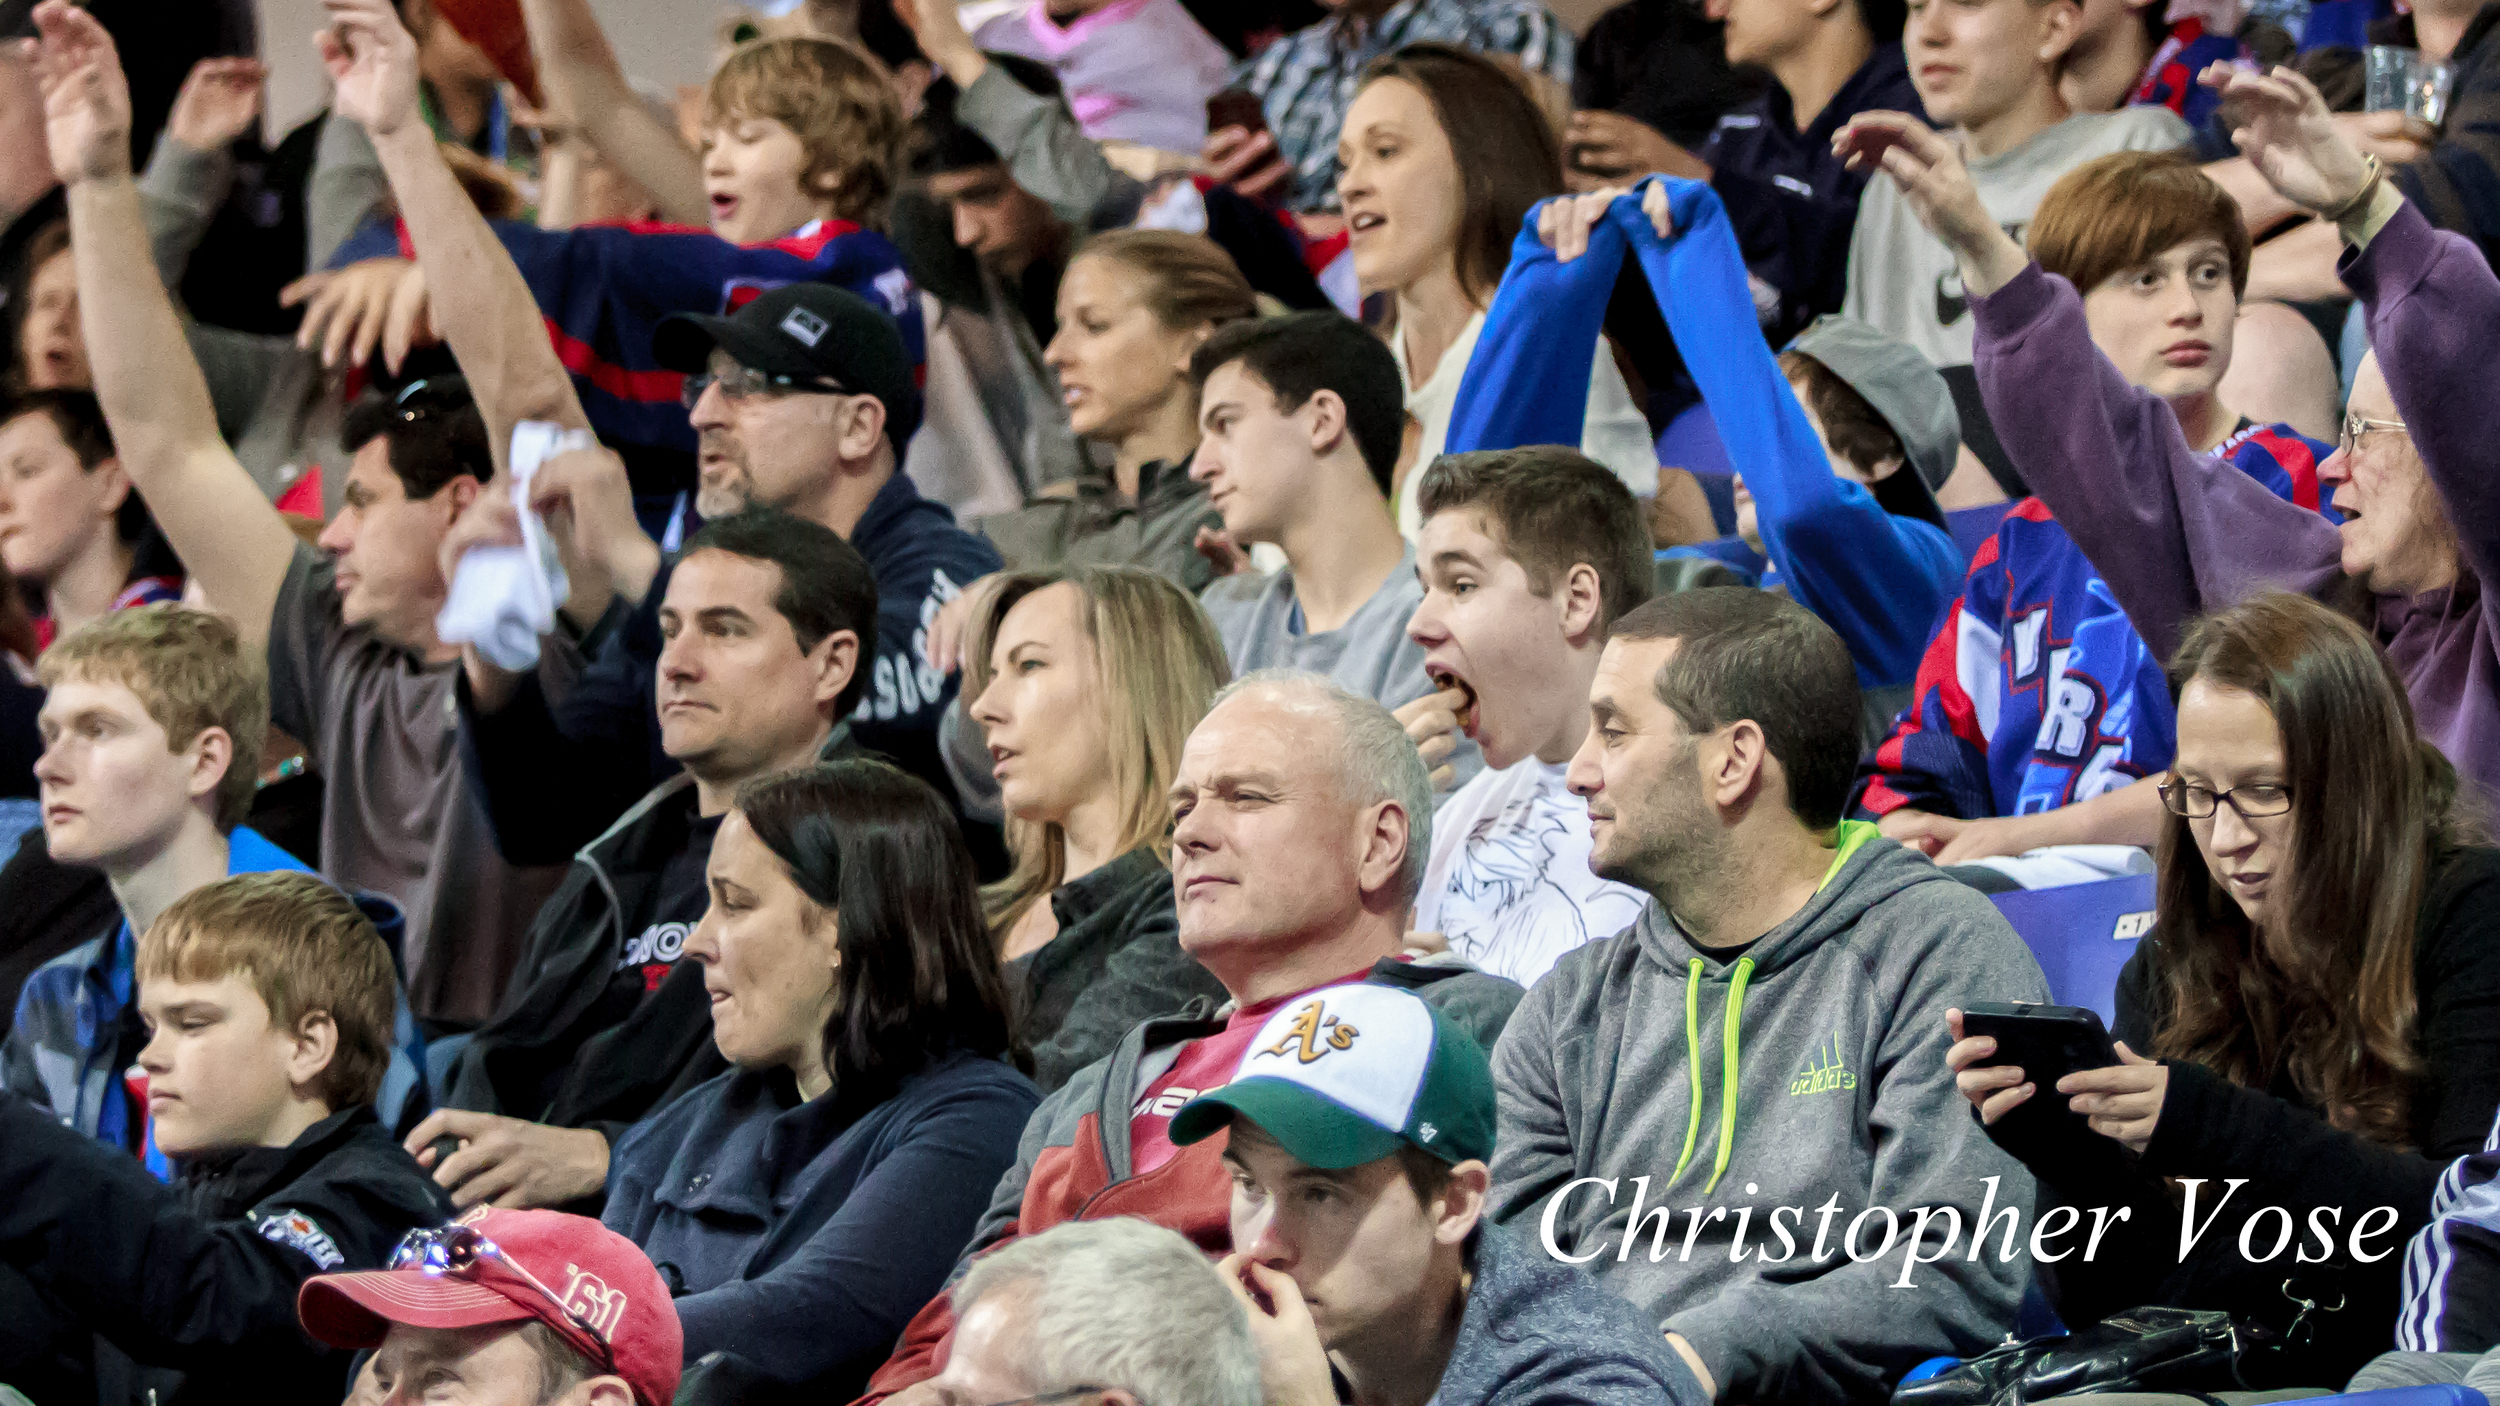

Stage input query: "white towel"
[{"left": 435, "top": 422, "right": 587, "bottom": 672}]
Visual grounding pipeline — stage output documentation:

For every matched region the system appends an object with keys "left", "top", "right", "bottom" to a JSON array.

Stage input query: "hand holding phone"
[{"left": 1948, "top": 1002, "right": 2118, "bottom": 1126}]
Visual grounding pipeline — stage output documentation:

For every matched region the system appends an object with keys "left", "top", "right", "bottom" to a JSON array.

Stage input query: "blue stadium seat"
[
  {"left": 2301, "top": 1389, "right": 2490, "bottom": 1406},
  {"left": 1988, "top": 873, "right": 2155, "bottom": 1023}
]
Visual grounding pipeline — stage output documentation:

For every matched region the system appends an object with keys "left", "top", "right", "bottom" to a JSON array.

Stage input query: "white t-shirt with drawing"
[{"left": 1413, "top": 758, "right": 1649, "bottom": 988}]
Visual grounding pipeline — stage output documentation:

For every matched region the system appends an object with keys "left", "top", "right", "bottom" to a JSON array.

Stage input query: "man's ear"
[
  {"left": 576, "top": 1377, "right": 639, "bottom": 1406},
  {"left": 1302, "top": 387, "right": 1351, "bottom": 461},
  {"left": 285, "top": 1008, "right": 340, "bottom": 1092},
  {"left": 838, "top": 395, "right": 890, "bottom": 464},
  {"left": 93, "top": 456, "right": 132, "bottom": 516},
  {"left": 445, "top": 475, "right": 483, "bottom": 519},
  {"left": 183, "top": 725, "right": 236, "bottom": 808},
  {"left": 1707, "top": 718, "right": 1774, "bottom": 812},
  {"left": 1435, "top": 1159, "right": 1491, "bottom": 1246},
  {"left": 1558, "top": 562, "right": 1605, "bottom": 646},
  {"left": 2036, "top": 0, "right": 2083, "bottom": 66},
  {"left": 807, "top": 627, "right": 862, "bottom": 714},
  {"left": 1356, "top": 796, "right": 1412, "bottom": 906}
]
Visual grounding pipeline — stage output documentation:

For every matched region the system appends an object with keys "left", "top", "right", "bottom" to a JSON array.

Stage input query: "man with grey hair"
[
  {"left": 925, "top": 1218, "right": 1264, "bottom": 1406},
  {"left": 864, "top": 670, "right": 1522, "bottom": 1404}
]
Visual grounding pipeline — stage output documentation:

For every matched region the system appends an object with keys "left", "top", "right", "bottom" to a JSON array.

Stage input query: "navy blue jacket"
[
  {"left": 460, "top": 469, "right": 1003, "bottom": 865},
  {"left": 1700, "top": 43, "right": 1925, "bottom": 346},
  {"left": 603, "top": 1049, "right": 1039, "bottom": 1392}
]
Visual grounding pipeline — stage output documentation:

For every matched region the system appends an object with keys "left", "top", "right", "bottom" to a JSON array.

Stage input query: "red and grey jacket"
[{"left": 856, "top": 957, "right": 1524, "bottom": 1402}]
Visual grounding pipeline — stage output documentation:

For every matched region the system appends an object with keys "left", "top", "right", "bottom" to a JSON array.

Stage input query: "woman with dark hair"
[
  {"left": 1946, "top": 592, "right": 2500, "bottom": 1385},
  {"left": 0, "top": 389, "right": 180, "bottom": 651},
  {"left": 603, "top": 758, "right": 1040, "bottom": 1393},
  {"left": 1336, "top": 43, "right": 1688, "bottom": 539}
]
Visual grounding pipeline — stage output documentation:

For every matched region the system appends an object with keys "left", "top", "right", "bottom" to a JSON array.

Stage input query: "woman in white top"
[{"left": 1335, "top": 43, "right": 1696, "bottom": 540}]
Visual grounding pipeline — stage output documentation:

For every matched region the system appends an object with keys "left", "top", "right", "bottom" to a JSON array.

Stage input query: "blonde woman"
[{"left": 958, "top": 565, "right": 1231, "bottom": 1090}]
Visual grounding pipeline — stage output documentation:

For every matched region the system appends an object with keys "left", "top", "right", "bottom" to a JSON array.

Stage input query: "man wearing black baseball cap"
[{"left": 456, "top": 276, "right": 1003, "bottom": 873}]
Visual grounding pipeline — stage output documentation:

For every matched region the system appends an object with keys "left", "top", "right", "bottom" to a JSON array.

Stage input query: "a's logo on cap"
[
  {"left": 780, "top": 306, "right": 829, "bottom": 347},
  {"left": 1261, "top": 998, "right": 1359, "bottom": 1065},
  {"left": 561, "top": 1264, "right": 629, "bottom": 1342}
]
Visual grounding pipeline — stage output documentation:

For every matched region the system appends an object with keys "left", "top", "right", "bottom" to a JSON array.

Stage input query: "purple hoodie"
[{"left": 1968, "top": 201, "right": 2500, "bottom": 809}]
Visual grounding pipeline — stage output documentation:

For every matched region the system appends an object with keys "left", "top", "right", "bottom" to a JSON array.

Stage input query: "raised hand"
[
  {"left": 1834, "top": 111, "right": 2027, "bottom": 298},
  {"left": 2201, "top": 62, "right": 2377, "bottom": 215},
  {"left": 1536, "top": 180, "right": 1679, "bottom": 261},
  {"left": 166, "top": 56, "right": 266, "bottom": 154},
  {"left": 29, "top": 0, "right": 132, "bottom": 185},
  {"left": 317, "top": 0, "right": 423, "bottom": 138}
]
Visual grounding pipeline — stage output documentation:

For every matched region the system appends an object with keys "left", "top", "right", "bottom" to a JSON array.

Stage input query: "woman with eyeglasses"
[
  {"left": 601, "top": 759, "right": 1040, "bottom": 1394},
  {"left": 1945, "top": 592, "right": 2500, "bottom": 1386}
]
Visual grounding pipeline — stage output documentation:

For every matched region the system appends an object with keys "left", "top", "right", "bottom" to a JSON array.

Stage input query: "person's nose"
[
  {"left": 689, "top": 379, "right": 733, "bottom": 431},
  {"left": 1041, "top": 323, "right": 1075, "bottom": 374},
  {"left": 952, "top": 200, "right": 984, "bottom": 250},
  {"left": 968, "top": 669, "right": 1011, "bottom": 730},
  {"left": 1565, "top": 729, "right": 1604, "bottom": 799},
  {"left": 137, "top": 1021, "right": 173, "bottom": 1077},
  {"left": 659, "top": 630, "right": 702, "bottom": 683},
  {"left": 1407, "top": 591, "right": 1448, "bottom": 649},
  {"left": 315, "top": 511, "right": 355, "bottom": 559},
  {"left": 2205, "top": 801, "right": 2262, "bottom": 858},
  {"left": 1239, "top": 1198, "right": 1296, "bottom": 1271}
]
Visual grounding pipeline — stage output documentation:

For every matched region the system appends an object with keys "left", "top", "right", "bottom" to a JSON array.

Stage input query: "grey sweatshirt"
[
  {"left": 1488, "top": 830, "right": 2049, "bottom": 1403},
  {"left": 1199, "top": 546, "right": 1484, "bottom": 793},
  {"left": 1438, "top": 1222, "right": 1713, "bottom": 1406}
]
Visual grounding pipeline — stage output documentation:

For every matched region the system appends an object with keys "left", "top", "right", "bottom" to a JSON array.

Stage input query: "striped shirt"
[
  {"left": 1233, "top": 0, "right": 1573, "bottom": 212},
  {"left": 2397, "top": 1103, "right": 2500, "bottom": 1352}
]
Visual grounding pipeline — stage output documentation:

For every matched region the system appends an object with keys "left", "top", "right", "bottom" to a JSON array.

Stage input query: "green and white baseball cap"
[{"left": 1169, "top": 985, "right": 1495, "bottom": 1169}]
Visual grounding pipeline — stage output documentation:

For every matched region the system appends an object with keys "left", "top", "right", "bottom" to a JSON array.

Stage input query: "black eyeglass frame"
[
  {"left": 2156, "top": 778, "right": 2294, "bottom": 821},
  {"left": 679, "top": 363, "right": 853, "bottom": 410}
]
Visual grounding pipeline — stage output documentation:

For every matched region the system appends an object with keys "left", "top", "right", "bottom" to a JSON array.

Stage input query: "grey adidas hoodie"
[{"left": 1487, "top": 831, "right": 2050, "bottom": 1404}]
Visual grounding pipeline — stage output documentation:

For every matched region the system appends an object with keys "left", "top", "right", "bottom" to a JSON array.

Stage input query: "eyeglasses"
[
  {"left": 2157, "top": 778, "right": 2293, "bottom": 820},
  {"left": 680, "top": 363, "right": 849, "bottom": 409},
  {"left": 389, "top": 1224, "right": 619, "bottom": 1375},
  {"left": 2337, "top": 412, "right": 2409, "bottom": 457},
  {"left": 978, "top": 1388, "right": 1110, "bottom": 1406}
]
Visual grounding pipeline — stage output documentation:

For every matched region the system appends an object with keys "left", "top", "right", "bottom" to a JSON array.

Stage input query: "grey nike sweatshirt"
[{"left": 1487, "top": 829, "right": 2051, "bottom": 1404}]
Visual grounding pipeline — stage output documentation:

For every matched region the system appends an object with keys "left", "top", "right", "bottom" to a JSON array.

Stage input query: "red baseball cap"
[{"left": 297, "top": 1208, "right": 682, "bottom": 1406}]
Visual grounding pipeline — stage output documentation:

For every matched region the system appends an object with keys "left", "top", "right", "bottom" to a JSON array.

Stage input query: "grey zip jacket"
[{"left": 1488, "top": 827, "right": 2050, "bottom": 1403}]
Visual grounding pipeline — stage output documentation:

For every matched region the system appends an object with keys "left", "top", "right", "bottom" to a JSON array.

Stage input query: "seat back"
[{"left": 1988, "top": 873, "right": 2156, "bottom": 1022}]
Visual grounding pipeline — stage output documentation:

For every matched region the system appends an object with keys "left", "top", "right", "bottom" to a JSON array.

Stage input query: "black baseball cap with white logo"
[{"left": 653, "top": 282, "right": 922, "bottom": 446}]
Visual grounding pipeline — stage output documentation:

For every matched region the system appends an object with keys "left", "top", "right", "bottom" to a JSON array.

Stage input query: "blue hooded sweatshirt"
[
  {"left": 1444, "top": 178, "right": 1959, "bottom": 691},
  {"left": 0, "top": 829, "right": 428, "bottom": 1177}
]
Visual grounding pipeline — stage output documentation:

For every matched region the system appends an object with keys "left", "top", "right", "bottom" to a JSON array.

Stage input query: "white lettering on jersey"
[
  {"left": 619, "top": 921, "right": 690, "bottom": 970},
  {"left": 2010, "top": 608, "right": 2050, "bottom": 684},
  {"left": 1133, "top": 1087, "right": 1202, "bottom": 1120}
]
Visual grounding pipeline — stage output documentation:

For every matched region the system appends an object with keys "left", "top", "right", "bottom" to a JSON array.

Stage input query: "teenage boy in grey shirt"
[{"left": 1190, "top": 311, "right": 1480, "bottom": 795}]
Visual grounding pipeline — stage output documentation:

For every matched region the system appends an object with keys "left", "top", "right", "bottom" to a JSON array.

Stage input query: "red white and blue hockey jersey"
[
  {"left": 1850, "top": 423, "right": 2331, "bottom": 820},
  {"left": 360, "top": 217, "right": 923, "bottom": 455}
]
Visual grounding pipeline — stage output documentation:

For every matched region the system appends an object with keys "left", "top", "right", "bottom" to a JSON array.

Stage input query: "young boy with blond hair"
[
  {"left": 0, "top": 870, "right": 450, "bottom": 1406},
  {"left": 0, "top": 605, "right": 424, "bottom": 1161}
]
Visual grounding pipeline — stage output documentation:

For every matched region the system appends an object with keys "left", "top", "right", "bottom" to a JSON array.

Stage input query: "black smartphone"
[
  {"left": 1960, "top": 1001, "right": 2120, "bottom": 1091},
  {"left": 1206, "top": 87, "right": 1270, "bottom": 139}
]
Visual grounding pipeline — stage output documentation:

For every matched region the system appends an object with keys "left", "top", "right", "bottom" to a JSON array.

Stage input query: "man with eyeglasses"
[
  {"left": 1870, "top": 63, "right": 2500, "bottom": 813},
  {"left": 302, "top": 1208, "right": 683, "bottom": 1406},
  {"left": 445, "top": 281, "right": 1005, "bottom": 871}
]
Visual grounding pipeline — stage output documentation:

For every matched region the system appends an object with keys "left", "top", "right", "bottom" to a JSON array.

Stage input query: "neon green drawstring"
[
  {"left": 1670, "top": 958, "right": 1705, "bottom": 1185},
  {"left": 1704, "top": 956, "right": 1756, "bottom": 1195},
  {"left": 1669, "top": 954, "right": 1757, "bottom": 1196}
]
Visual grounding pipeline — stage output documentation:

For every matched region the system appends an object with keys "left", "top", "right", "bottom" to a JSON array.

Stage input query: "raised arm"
[
  {"left": 1614, "top": 177, "right": 1958, "bottom": 686},
  {"left": 511, "top": 0, "right": 704, "bottom": 224},
  {"left": 2207, "top": 63, "right": 2500, "bottom": 606},
  {"left": 38, "top": 1, "right": 295, "bottom": 644},
  {"left": 1837, "top": 109, "right": 2338, "bottom": 660}
]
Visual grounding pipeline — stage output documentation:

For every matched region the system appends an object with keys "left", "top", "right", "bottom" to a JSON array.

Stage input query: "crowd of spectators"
[{"left": 0, "top": 0, "right": 2497, "bottom": 1402}]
